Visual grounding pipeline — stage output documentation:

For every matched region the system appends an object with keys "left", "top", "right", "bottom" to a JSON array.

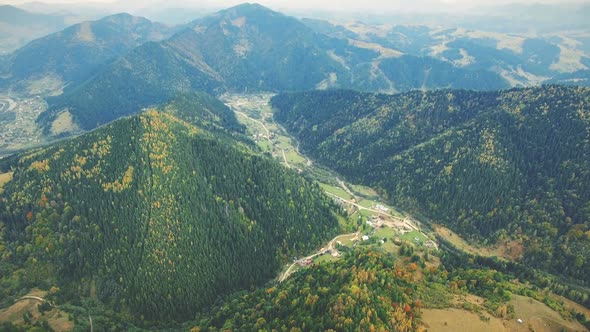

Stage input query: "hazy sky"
[
  {"left": 4, "top": 0, "right": 589, "bottom": 22},
  {"left": 4, "top": 0, "right": 588, "bottom": 10}
]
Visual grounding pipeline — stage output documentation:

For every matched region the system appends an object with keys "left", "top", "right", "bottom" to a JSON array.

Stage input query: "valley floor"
[{"left": 221, "top": 92, "right": 590, "bottom": 332}]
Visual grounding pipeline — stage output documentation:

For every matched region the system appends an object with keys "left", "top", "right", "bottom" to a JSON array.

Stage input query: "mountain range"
[
  {"left": 1, "top": 13, "right": 174, "bottom": 95},
  {"left": 22, "top": 3, "right": 509, "bottom": 132},
  {"left": 1, "top": 2, "right": 590, "bottom": 331},
  {"left": 302, "top": 19, "right": 590, "bottom": 87}
]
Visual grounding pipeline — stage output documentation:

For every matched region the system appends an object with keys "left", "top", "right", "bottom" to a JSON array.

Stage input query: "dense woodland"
[
  {"left": 272, "top": 85, "right": 590, "bottom": 285},
  {"left": 0, "top": 108, "right": 339, "bottom": 323}
]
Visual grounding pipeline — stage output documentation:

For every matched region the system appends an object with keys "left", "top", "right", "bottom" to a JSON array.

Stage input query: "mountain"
[
  {"left": 1, "top": 13, "right": 174, "bottom": 95},
  {"left": 40, "top": 4, "right": 508, "bottom": 133},
  {"left": 0, "top": 104, "right": 339, "bottom": 322},
  {"left": 0, "top": 5, "right": 78, "bottom": 54},
  {"left": 302, "top": 19, "right": 590, "bottom": 86},
  {"left": 363, "top": 55, "right": 510, "bottom": 92},
  {"left": 272, "top": 85, "right": 590, "bottom": 284}
]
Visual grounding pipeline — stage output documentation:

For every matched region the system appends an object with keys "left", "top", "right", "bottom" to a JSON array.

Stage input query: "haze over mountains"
[
  {"left": 0, "top": 1, "right": 590, "bottom": 331},
  {"left": 0, "top": 5, "right": 88, "bottom": 53},
  {"left": 0, "top": 2, "right": 587, "bottom": 137},
  {"left": 1, "top": 13, "right": 174, "bottom": 94}
]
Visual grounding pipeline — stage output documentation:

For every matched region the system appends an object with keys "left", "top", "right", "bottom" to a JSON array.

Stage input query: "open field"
[
  {"left": 504, "top": 295, "right": 586, "bottom": 332},
  {"left": 0, "top": 289, "right": 73, "bottom": 331},
  {"left": 435, "top": 225, "right": 524, "bottom": 260},
  {"left": 421, "top": 308, "right": 506, "bottom": 332},
  {"left": 401, "top": 230, "right": 428, "bottom": 244},
  {"left": 319, "top": 183, "right": 355, "bottom": 200},
  {"left": 350, "top": 184, "right": 379, "bottom": 198},
  {"left": 314, "top": 253, "right": 339, "bottom": 264},
  {"left": 374, "top": 226, "right": 397, "bottom": 239}
]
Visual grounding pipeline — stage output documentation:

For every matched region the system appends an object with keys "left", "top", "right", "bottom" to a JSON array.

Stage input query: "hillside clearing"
[
  {"left": 421, "top": 308, "right": 506, "bottom": 331},
  {"left": 505, "top": 295, "right": 587, "bottom": 332},
  {"left": 0, "top": 289, "right": 73, "bottom": 331},
  {"left": 435, "top": 224, "right": 523, "bottom": 260}
]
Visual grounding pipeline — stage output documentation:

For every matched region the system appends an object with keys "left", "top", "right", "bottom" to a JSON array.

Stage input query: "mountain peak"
[
  {"left": 213, "top": 2, "right": 282, "bottom": 20},
  {"left": 98, "top": 12, "right": 151, "bottom": 25}
]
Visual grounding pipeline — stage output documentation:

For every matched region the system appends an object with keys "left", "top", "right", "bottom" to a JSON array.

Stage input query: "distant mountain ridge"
[
  {"left": 302, "top": 19, "right": 590, "bottom": 87},
  {"left": 37, "top": 3, "right": 508, "bottom": 132},
  {"left": 0, "top": 5, "right": 80, "bottom": 53},
  {"left": 1, "top": 13, "right": 174, "bottom": 94}
]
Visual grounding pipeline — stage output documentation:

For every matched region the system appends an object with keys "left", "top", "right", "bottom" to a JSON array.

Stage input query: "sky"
[
  {"left": 4, "top": 0, "right": 588, "bottom": 10},
  {"left": 5, "top": 0, "right": 589, "bottom": 26}
]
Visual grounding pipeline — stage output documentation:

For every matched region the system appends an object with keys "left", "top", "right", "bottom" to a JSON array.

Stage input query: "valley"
[
  {"left": 222, "top": 93, "right": 473, "bottom": 280},
  {"left": 0, "top": 2, "right": 589, "bottom": 331}
]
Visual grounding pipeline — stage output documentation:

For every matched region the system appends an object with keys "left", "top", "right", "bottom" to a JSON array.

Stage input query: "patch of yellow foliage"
[
  {"left": 103, "top": 166, "right": 134, "bottom": 192},
  {"left": 478, "top": 129, "right": 506, "bottom": 170},
  {"left": 29, "top": 160, "right": 50, "bottom": 173}
]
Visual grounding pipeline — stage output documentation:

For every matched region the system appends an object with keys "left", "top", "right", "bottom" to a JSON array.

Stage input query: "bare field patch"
[
  {"left": 0, "top": 289, "right": 74, "bottom": 331},
  {"left": 550, "top": 45, "right": 588, "bottom": 73},
  {"left": 348, "top": 39, "right": 403, "bottom": 58},
  {"left": 26, "top": 74, "right": 64, "bottom": 96},
  {"left": 435, "top": 225, "right": 523, "bottom": 260},
  {"left": 505, "top": 295, "right": 586, "bottom": 332},
  {"left": 76, "top": 21, "right": 96, "bottom": 42},
  {"left": 51, "top": 111, "right": 80, "bottom": 136},
  {"left": 421, "top": 308, "right": 506, "bottom": 332}
]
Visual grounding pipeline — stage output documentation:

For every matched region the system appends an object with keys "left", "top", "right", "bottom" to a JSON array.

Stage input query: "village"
[{"left": 0, "top": 95, "right": 47, "bottom": 155}]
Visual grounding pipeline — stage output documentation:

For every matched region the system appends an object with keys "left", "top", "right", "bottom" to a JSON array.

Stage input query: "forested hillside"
[
  {"left": 159, "top": 92, "right": 245, "bottom": 133},
  {"left": 0, "top": 109, "right": 339, "bottom": 323},
  {"left": 272, "top": 85, "right": 590, "bottom": 284}
]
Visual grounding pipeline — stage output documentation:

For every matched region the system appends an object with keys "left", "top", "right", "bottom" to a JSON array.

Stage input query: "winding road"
[{"left": 279, "top": 231, "right": 359, "bottom": 283}]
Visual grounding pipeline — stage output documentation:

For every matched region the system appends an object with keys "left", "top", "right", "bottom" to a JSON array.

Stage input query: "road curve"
[{"left": 278, "top": 231, "right": 358, "bottom": 283}]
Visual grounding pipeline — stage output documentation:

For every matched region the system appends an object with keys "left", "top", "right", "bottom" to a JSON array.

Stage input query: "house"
[
  {"left": 362, "top": 235, "right": 370, "bottom": 241},
  {"left": 297, "top": 259, "right": 312, "bottom": 267},
  {"left": 425, "top": 240, "right": 437, "bottom": 248},
  {"left": 375, "top": 204, "right": 390, "bottom": 212}
]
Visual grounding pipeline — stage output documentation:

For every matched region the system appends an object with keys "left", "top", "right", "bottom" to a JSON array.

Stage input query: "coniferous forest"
[
  {"left": 2, "top": 2, "right": 590, "bottom": 330},
  {"left": 272, "top": 85, "right": 590, "bottom": 285},
  {"left": 0, "top": 106, "right": 339, "bottom": 324}
]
